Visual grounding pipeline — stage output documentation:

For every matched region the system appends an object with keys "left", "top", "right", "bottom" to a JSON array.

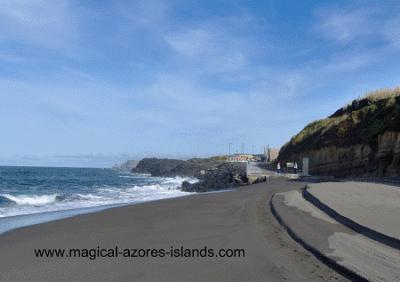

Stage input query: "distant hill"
[{"left": 278, "top": 87, "right": 400, "bottom": 177}]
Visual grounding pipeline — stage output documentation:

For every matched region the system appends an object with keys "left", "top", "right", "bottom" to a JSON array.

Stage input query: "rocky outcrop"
[
  {"left": 181, "top": 163, "right": 247, "bottom": 192},
  {"left": 132, "top": 157, "right": 228, "bottom": 177},
  {"left": 278, "top": 89, "right": 400, "bottom": 177},
  {"left": 132, "top": 157, "right": 247, "bottom": 192},
  {"left": 132, "top": 158, "right": 185, "bottom": 176}
]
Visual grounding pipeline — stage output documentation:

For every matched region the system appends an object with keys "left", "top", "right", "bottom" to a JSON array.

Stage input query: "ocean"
[{"left": 0, "top": 166, "right": 195, "bottom": 234}]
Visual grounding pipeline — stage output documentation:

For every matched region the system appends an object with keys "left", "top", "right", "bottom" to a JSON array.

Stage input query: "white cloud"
[
  {"left": 320, "top": 52, "right": 372, "bottom": 73},
  {"left": 0, "top": 0, "right": 77, "bottom": 49},
  {"left": 314, "top": 7, "right": 375, "bottom": 44},
  {"left": 163, "top": 13, "right": 268, "bottom": 74},
  {"left": 165, "top": 26, "right": 248, "bottom": 74},
  {"left": 122, "top": 0, "right": 168, "bottom": 27},
  {"left": 164, "top": 28, "right": 212, "bottom": 57},
  {"left": 314, "top": 4, "right": 400, "bottom": 48},
  {"left": 137, "top": 72, "right": 307, "bottom": 133},
  {"left": 115, "top": 0, "right": 168, "bottom": 36}
]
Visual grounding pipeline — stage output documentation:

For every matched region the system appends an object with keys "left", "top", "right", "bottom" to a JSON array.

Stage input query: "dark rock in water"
[
  {"left": 181, "top": 181, "right": 193, "bottom": 191},
  {"left": 181, "top": 163, "right": 247, "bottom": 192}
]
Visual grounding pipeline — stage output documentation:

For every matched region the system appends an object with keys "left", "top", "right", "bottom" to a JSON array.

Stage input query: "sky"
[{"left": 1, "top": 0, "right": 400, "bottom": 167}]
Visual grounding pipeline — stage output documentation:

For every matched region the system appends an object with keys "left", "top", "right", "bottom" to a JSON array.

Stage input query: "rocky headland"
[
  {"left": 132, "top": 157, "right": 248, "bottom": 192},
  {"left": 278, "top": 87, "right": 400, "bottom": 177}
]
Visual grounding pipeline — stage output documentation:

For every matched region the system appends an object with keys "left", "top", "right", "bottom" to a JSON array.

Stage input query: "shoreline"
[
  {"left": 0, "top": 179, "right": 344, "bottom": 281},
  {"left": 0, "top": 191, "right": 199, "bottom": 236},
  {"left": 0, "top": 188, "right": 234, "bottom": 236},
  {"left": 0, "top": 168, "right": 198, "bottom": 235},
  {"left": 0, "top": 203, "right": 125, "bottom": 236}
]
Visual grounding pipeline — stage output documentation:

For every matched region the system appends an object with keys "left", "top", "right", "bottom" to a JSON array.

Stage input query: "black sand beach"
[{"left": 0, "top": 179, "right": 346, "bottom": 281}]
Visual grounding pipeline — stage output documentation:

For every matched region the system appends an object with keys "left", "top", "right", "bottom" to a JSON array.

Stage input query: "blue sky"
[{"left": 1, "top": 0, "right": 400, "bottom": 167}]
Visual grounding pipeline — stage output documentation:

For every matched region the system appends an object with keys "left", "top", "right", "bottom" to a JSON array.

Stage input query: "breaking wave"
[
  {"left": 0, "top": 174, "right": 197, "bottom": 218},
  {"left": 0, "top": 194, "right": 60, "bottom": 206}
]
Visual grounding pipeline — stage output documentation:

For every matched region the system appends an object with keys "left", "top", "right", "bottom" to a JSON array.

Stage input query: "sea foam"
[
  {"left": 0, "top": 173, "right": 196, "bottom": 218},
  {"left": 1, "top": 194, "right": 59, "bottom": 205}
]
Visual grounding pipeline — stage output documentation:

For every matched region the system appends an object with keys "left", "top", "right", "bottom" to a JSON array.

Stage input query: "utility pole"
[
  {"left": 228, "top": 143, "right": 233, "bottom": 156},
  {"left": 241, "top": 143, "right": 244, "bottom": 154}
]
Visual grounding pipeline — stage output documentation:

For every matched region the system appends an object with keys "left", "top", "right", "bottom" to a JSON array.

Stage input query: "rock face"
[
  {"left": 181, "top": 163, "right": 247, "bottom": 192},
  {"left": 278, "top": 89, "right": 400, "bottom": 177}
]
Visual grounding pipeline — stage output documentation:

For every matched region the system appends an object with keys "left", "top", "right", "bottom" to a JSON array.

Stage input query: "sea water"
[{"left": 0, "top": 166, "right": 196, "bottom": 234}]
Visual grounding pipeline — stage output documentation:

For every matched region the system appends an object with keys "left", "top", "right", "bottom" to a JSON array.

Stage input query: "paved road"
[
  {"left": 273, "top": 189, "right": 400, "bottom": 281},
  {"left": 309, "top": 181, "right": 400, "bottom": 240},
  {"left": 0, "top": 179, "right": 346, "bottom": 282},
  {"left": 246, "top": 161, "right": 275, "bottom": 177}
]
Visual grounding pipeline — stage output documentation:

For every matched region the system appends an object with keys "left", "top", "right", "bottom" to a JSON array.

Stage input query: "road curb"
[
  {"left": 269, "top": 193, "right": 368, "bottom": 282},
  {"left": 303, "top": 185, "right": 400, "bottom": 251}
]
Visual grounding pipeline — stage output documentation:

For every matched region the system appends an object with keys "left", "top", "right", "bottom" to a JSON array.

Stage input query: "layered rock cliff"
[{"left": 278, "top": 87, "right": 400, "bottom": 177}]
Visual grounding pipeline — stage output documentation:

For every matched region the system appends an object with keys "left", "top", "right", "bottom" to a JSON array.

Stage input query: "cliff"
[{"left": 278, "top": 87, "right": 400, "bottom": 177}]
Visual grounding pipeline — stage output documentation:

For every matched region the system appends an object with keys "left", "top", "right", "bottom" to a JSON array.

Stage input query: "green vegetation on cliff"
[{"left": 279, "top": 87, "right": 400, "bottom": 161}]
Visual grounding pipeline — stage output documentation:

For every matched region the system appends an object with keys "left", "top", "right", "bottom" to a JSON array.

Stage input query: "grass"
[
  {"left": 291, "top": 114, "right": 347, "bottom": 145},
  {"left": 362, "top": 87, "right": 400, "bottom": 102},
  {"left": 290, "top": 87, "right": 397, "bottom": 146},
  {"left": 340, "top": 86, "right": 400, "bottom": 112}
]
